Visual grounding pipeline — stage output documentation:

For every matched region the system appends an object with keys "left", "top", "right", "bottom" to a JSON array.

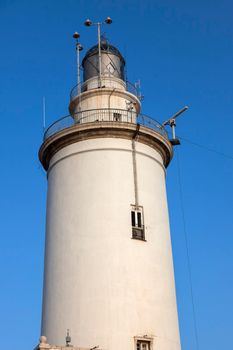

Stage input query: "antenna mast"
[
  {"left": 84, "top": 17, "right": 113, "bottom": 88},
  {"left": 42, "top": 96, "right": 46, "bottom": 132},
  {"left": 73, "top": 32, "right": 83, "bottom": 95},
  {"left": 162, "top": 106, "right": 189, "bottom": 145}
]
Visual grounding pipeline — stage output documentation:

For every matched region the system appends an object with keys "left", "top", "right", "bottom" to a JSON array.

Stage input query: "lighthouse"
[{"left": 37, "top": 20, "right": 181, "bottom": 350}]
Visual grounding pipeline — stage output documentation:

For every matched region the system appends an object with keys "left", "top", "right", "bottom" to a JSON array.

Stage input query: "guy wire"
[{"left": 176, "top": 148, "right": 200, "bottom": 350}]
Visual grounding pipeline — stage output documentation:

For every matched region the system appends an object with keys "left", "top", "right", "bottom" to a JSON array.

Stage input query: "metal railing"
[
  {"left": 70, "top": 79, "right": 139, "bottom": 101},
  {"left": 43, "top": 108, "right": 168, "bottom": 141},
  {"left": 126, "top": 81, "right": 139, "bottom": 97}
]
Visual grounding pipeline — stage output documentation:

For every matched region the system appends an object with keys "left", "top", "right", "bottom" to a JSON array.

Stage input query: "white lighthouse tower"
[{"left": 37, "top": 20, "right": 181, "bottom": 350}]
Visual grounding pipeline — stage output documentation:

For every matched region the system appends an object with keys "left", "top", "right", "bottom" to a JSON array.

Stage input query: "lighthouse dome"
[{"left": 82, "top": 37, "right": 125, "bottom": 82}]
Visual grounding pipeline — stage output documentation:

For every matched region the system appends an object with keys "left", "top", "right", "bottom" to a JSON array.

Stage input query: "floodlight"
[
  {"left": 73, "top": 32, "right": 80, "bottom": 39},
  {"left": 105, "top": 17, "right": 112, "bottom": 24},
  {"left": 84, "top": 19, "right": 92, "bottom": 26}
]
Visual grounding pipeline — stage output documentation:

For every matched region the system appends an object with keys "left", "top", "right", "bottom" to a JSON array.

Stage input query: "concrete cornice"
[{"left": 39, "top": 122, "right": 173, "bottom": 171}]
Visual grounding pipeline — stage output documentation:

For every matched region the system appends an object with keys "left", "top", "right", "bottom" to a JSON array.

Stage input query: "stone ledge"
[{"left": 39, "top": 122, "right": 173, "bottom": 171}]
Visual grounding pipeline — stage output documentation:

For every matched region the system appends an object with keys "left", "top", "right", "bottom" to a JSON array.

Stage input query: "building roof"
[{"left": 82, "top": 38, "right": 125, "bottom": 66}]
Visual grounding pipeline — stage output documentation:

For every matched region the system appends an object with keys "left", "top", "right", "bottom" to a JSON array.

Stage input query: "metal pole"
[
  {"left": 77, "top": 44, "right": 81, "bottom": 95},
  {"left": 132, "top": 139, "right": 139, "bottom": 208},
  {"left": 172, "top": 125, "right": 176, "bottom": 139},
  {"left": 171, "top": 120, "right": 176, "bottom": 139},
  {"left": 42, "top": 96, "right": 46, "bottom": 132},
  {"left": 97, "top": 22, "right": 102, "bottom": 87}
]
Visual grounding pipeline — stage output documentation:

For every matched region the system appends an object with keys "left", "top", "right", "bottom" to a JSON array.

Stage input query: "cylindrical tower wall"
[
  {"left": 41, "top": 137, "right": 180, "bottom": 350},
  {"left": 70, "top": 89, "right": 140, "bottom": 123},
  {"left": 82, "top": 76, "right": 126, "bottom": 92}
]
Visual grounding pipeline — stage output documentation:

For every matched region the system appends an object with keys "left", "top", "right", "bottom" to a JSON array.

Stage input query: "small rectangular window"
[
  {"left": 113, "top": 112, "right": 121, "bottom": 121},
  {"left": 137, "top": 212, "right": 142, "bottom": 228},
  {"left": 136, "top": 340, "right": 151, "bottom": 350},
  {"left": 131, "top": 205, "right": 145, "bottom": 241},
  {"left": 131, "top": 211, "right": 136, "bottom": 227}
]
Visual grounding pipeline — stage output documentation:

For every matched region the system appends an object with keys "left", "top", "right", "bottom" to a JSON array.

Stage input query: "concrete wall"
[
  {"left": 41, "top": 137, "right": 181, "bottom": 350},
  {"left": 83, "top": 76, "right": 126, "bottom": 91},
  {"left": 71, "top": 88, "right": 140, "bottom": 121}
]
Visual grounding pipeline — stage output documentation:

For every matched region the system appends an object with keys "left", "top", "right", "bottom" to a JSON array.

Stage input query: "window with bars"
[{"left": 131, "top": 205, "right": 145, "bottom": 240}]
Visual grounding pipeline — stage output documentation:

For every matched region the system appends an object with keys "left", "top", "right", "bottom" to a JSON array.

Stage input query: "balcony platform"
[{"left": 39, "top": 109, "right": 173, "bottom": 170}]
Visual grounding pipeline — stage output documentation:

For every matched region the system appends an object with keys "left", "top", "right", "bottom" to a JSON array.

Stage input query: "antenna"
[
  {"left": 135, "top": 79, "right": 140, "bottom": 89},
  {"left": 124, "top": 44, "right": 128, "bottom": 82},
  {"left": 42, "top": 97, "right": 46, "bottom": 132},
  {"left": 134, "top": 79, "right": 143, "bottom": 100},
  {"left": 73, "top": 32, "right": 83, "bottom": 94},
  {"left": 162, "top": 106, "right": 189, "bottom": 145},
  {"left": 66, "top": 329, "right": 71, "bottom": 347},
  {"left": 84, "top": 17, "right": 113, "bottom": 88}
]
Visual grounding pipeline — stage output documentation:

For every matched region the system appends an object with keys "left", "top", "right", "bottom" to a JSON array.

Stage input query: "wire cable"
[
  {"left": 178, "top": 135, "right": 233, "bottom": 160},
  {"left": 176, "top": 148, "right": 200, "bottom": 350}
]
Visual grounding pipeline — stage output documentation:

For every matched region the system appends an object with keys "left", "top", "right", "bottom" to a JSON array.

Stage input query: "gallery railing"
[
  {"left": 43, "top": 108, "right": 168, "bottom": 141},
  {"left": 70, "top": 80, "right": 140, "bottom": 101}
]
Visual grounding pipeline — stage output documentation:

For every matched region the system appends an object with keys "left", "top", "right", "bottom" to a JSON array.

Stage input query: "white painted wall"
[
  {"left": 84, "top": 76, "right": 126, "bottom": 91},
  {"left": 41, "top": 137, "right": 181, "bottom": 350},
  {"left": 71, "top": 88, "right": 140, "bottom": 122}
]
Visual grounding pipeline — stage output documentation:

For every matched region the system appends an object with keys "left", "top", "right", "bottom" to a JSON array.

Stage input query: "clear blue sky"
[{"left": 0, "top": 1, "right": 233, "bottom": 349}]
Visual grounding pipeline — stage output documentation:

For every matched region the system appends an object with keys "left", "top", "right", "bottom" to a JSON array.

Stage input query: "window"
[
  {"left": 106, "top": 62, "right": 116, "bottom": 75},
  {"left": 131, "top": 205, "right": 145, "bottom": 240},
  {"left": 136, "top": 340, "right": 151, "bottom": 350},
  {"left": 113, "top": 112, "right": 121, "bottom": 121}
]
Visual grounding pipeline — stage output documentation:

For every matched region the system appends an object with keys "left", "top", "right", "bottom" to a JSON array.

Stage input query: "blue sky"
[{"left": 0, "top": 1, "right": 233, "bottom": 349}]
